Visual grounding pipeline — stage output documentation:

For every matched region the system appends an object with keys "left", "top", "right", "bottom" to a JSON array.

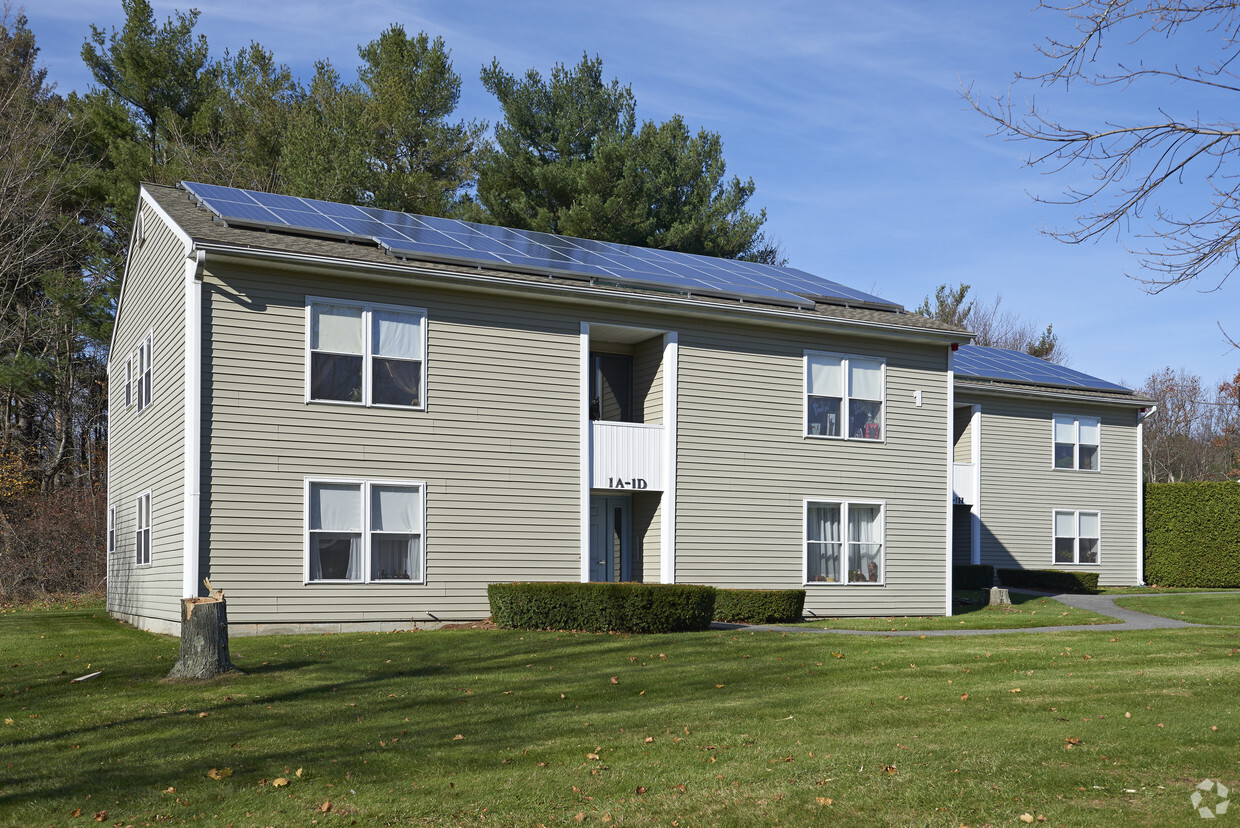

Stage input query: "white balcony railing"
[
  {"left": 591, "top": 421, "right": 664, "bottom": 491},
  {"left": 952, "top": 462, "right": 976, "bottom": 506}
]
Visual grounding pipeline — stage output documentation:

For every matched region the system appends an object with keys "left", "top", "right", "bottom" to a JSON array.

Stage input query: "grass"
[
  {"left": 1113, "top": 593, "right": 1240, "bottom": 626},
  {"left": 799, "top": 590, "right": 1119, "bottom": 631},
  {"left": 2, "top": 606, "right": 1238, "bottom": 826}
]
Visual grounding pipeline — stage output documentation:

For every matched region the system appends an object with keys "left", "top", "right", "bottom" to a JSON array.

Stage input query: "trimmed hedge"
[
  {"left": 712, "top": 589, "right": 805, "bottom": 624},
  {"left": 1145, "top": 482, "right": 1240, "bottom": 588},
  {"left": 997, "top": 568, "right": 1099, "bottom": 594},
  {"left": 952, "top": 564, "right": 995, "bottom": 590},
  {"left": 487, "top": 582, "right": 716, "bottom": 633}
]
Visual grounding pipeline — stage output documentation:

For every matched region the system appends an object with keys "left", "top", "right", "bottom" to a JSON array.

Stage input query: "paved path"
[{"left": 711, "top": 590, "right": 1233, "bottom": 637}]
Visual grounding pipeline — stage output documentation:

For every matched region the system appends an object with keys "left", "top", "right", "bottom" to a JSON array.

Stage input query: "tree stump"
[{"left": 167, "top": 580, "right": 237, "bottom": 679}]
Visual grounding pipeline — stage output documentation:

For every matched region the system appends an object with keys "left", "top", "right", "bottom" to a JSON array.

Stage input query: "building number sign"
[{"left": 607, "top": 477, "right": 648, "bottom": 489}]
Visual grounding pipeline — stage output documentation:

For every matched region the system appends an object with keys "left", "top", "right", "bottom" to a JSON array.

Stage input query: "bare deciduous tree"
[
  {"left": 916, "top": 283, "right": 1069, "bottom": 363},
  {"left": 1142, "top": 366, "right": 1240, "bottom": 481},
  {"left": 967, "top": 1, "right": 1240, "bottom": 298}
]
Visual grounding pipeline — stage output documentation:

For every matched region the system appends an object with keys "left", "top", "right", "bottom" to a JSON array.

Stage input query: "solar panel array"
[
  {"left": 954, "top": 344, "right": 1132, "bottom": 393},
  {"left": 180, "top": 181, "right": 903, "bottom": 312}
]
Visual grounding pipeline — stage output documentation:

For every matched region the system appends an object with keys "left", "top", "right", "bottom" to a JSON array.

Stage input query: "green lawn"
[
  {"left": 2, "top": 606, "right": 1238, "bottom": 826},
  {"left": 1113, "top": 593, "right": 1240, "bottom": 626},
  {"left": 800, "top": 590, "right": 1118, "bottom": 631}
]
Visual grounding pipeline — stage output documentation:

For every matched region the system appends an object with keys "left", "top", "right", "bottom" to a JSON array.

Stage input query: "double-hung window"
[
  {"left": 134, "top": 334, "right": 153, "bottom": 412},
  {"left": 1053, "top": 414, "right": 1099, "bottom": 470},
  {"left": 307, "top": 479, "right": 425, "bottom": 583},
  {"left": 805, "top": 500, "right": 884, "bottom": 584},
  {"left": 135, "top": 492, "right": 151, "bottom": 566},
  {"left": 307, "top": 299, "right": 426, "bottom": 408},
  {"left": 1054, "top": 510, "right": 1100, "bottom": 565},
  {"left": 124, "top": 357, "right": 133, "bottom": 408},
  {"left": 806, "top": 352, "right": 885, "bottom": 440},
  {"left": 107, "top": 507, "right": 116, "bottom": 554}
]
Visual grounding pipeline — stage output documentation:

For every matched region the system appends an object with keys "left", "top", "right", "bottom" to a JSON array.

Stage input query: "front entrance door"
[{"left": 589, "top": 495, "right": 631, "bottom": 582}]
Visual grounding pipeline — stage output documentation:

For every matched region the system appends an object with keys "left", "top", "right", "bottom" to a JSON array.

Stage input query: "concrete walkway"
[{"left": 711, "top": 590, "right": 1233, "bottom": 637}]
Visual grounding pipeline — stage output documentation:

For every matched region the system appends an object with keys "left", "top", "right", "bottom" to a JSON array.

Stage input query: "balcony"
[
  {"left": 952, "top": 462, "right": 976, "bottom": 506},
  {"left": 591, "top": 421, "right": 665, "bottom": 491}
]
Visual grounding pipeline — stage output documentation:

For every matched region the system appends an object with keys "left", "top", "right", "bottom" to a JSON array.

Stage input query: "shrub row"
[
  {"left": 487, "top": 582, "right": 716, "bottom": 633},
  {"left": 712, "top": 588, "right": 804, "bottom": 624},
  {"left": 998, "top": 568, "right": 1099, "bottom": 594},
  {"left": 952, "top": 564, "right": 995, "bottom": 590},
  {"left": 1145, "top": 482, "right": 1240, "bottom": 588}
]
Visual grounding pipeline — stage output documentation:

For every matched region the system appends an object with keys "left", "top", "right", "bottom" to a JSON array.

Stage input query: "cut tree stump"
[{"left": 167, "top": 579, "right": 238, "bottom": 680}]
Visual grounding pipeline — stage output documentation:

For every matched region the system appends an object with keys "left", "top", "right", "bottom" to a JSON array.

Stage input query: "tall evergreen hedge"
[{"left": 1145, "top": 482, "right": 1240, "bottom": 587}]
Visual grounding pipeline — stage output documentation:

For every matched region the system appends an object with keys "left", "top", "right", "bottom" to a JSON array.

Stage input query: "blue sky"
[{"left": 25, "top": 0, "right": 1240, "bottom": 390}]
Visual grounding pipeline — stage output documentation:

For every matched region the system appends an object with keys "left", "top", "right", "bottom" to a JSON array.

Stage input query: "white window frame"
[
  {"left": 802, "top": 498, "right": 886, "bottom": 586},
  {"left": 124, "top": 357, "right": 133, "bottom": 408},
  {"left": 303, "top": 477, "right": 427, "bottom": 584},
  {"left": 305, "top": 297, "right": 427, "bottom": 410},
  {"left": 1052, "top": 509, "right": 1101, "bottom": 567},
  {"left": 1052, "top": 413, "right": 1100, "bottom": 472},
  {"left": 135, "top": 333, "right": 153, "bottom": 413},
  {"left": 107, "top": 506, "right": 116, "bottom": 554},
  {"left": 135, "top": 491, "right": 152, "bottom": 567},
  {"left": 803, "top": 351, "right": 886, "bottom": 442}
]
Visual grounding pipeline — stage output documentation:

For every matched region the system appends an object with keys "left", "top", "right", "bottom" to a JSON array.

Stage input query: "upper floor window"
[
  {"left": 107, "top": 507, "right": 116, "bottom": 554},
  {"left": 806, "top": 352, "right": 885, "bottom": 440},
  {"left": 135, "top": 334, "right": 153, "bottom": 413},
  {"left": 124, "top": 357, "right": 133, "bottom": 408},
  {"left": 1053, "top": 414, "right": 1099, "bottom": 470},
  {"left": 307, "top": 299, "right": 425, "bottom": 409},
  {"left": 1054, "top": 509, "right": 1099, "bottom": 565},
  {"left": 135, "top": 492, "right": 151, "bottom": 566},
  {"left": 306, "top": 479, "right": 424, "bottom": 583},
  {"left": 805, "top": 499, "right": 884, "bottom": 585}
]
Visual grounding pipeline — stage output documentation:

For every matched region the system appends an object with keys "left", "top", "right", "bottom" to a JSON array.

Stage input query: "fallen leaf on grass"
[
  {"left": 960, "top": 694, "right": 970, "bottom": 701},
  {"left": 206, "top": 767, "right": 232, "bottom": 780},
  {"left": 295, "top": 768, "right": 303, "bottom": 778},
  {"left": 645, "top": 737, "right": 654, "bottom": 743},
  {"left": 70, "top": 808, "right": 81, "bottom": 817},
  {"left": 1010, "top": 688, "right": 1021, "bottom": 693},
  {"left": 832, "top": 652, "right": 844, "bottom": 659},
  {"left": 453, "top": 734, "right": 465, "bottom": 740},
  {"left": 198, "top": 712, "right": 210, "bottom": 718},
  {"left": 93, "top": 811, "right": 107, "bottom": 822},
  {"left": 610, "top": 676, "right": 619, "bottom": 685},
  {"left": 162, "top": 787, "right": 175, "bottom": 794},
  {"left": 574, "top": 813, "right": 585, "bottom": 822},
  {"left": 319, "top": 801, "right": 331, "bottom": 813},
  {"left": 882, "top": 765, "right": 897, "bottom": 775},
  {"left": 1019, "top": 814, "right": 1035, "bottom": 824},
  {"left": 635, "top": 786, "right": 646, "bottom": 794},
  {"left": 272, "top": 778, "right": 289, "bottom": 787},
  {"left": 1064, "top": 737, "right": 1082, "bottom": 749},
  {"left": 816, "top": 797, "right": 833, "bottom": 805}
]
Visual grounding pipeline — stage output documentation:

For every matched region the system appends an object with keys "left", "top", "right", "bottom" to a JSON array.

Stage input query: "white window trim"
[
  {"left": 303, "top": 476, "right": 427, "bottom": 585},
  {"left": 135, "top": 491, "right": 152, "bottom": 567},
  {"left": 803, "top": 350, "right": 887, "bottom": 442},
  {"left": 124, "top": 357, "right": 133, "bottom": 408},
  {"left": 1052, "top": 508, "right": 1102, "bottom": 567},
  {"left": 107, "top": 506, "right": 116, "bottom": 555},
  {"left": 802, "top": 497, "right": 886, "bottom": 586},
  {"left": 304, "top": 297, "right": 428, "bottom": 411},
  {"left": 135, "top": 332, "right": 154, "bottom": 414},
  {"left": 1051, "top": 413, "right": 1101, "bottom": 472}
]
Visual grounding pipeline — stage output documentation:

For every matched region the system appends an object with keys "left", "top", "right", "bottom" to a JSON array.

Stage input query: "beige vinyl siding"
[
  {"left": 201, "top": 265, "right": 584, "bottom": 623},
  {"left": 634, "top": 336, "right": 663, "bottom": 424},
  {"left": 107, "top": 200, "right": 187, "bottom": 625},
  {"left": 964, "top": 395, "right": 1143, "bottom": 586},
  {"left": 953, "top": 410, "right": 972, "bottom": 463},
  {"left": 675, "top": 325, "right": 951, "bottom": 616}
]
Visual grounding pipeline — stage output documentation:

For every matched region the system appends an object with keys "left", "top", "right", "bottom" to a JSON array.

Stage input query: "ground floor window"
[
  {"left": 135, "top": 493, "right": 151, "bottom": 566},
  {"left": 307, "top": 479, "right": 424, "bottom": 583},
  {"left": 805, "top": 500, "right": 884, "bottom": 584},
  {"left": 1054, "top": 510, "right": 1099, "bottom": 565}
]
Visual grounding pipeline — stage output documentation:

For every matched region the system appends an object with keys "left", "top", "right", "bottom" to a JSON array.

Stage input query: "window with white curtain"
[
  {"left": 805, "top": 352, "right": 885, "bottom": 440},
  {"left": 135, "top": 492, "right": 151, "bottom": 566},
  {"left": 135, "top": 333, "right": 153, "bottom": 413},
  {"left": 1053, "top": 414, "right": 1100, "bottom": 470},
  {"left": 805, "top": 500, "right": 884, "bottom": 584},
  {"left": 307, "top": 479, "right": 424, "bottom": 583},
  {"left": 1054, "top": 510, "right": 1100, "bottom": 565},
  {"left": 307, "top": 299, "right": 425, "bottom": 409}
]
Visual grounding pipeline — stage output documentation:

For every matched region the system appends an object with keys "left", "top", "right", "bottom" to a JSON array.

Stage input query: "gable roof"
[
  {"left": 955, "top": 344, "right": 1153, "bottom": 405},
  {"left": 140, "top": 183, "right": 969, "bottom": 341}
]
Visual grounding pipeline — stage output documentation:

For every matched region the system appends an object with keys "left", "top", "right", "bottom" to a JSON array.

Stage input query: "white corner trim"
[
  {"left": 945, "top": 348, "right": 955, "bottom": 617},
  {"left": 181, "top": 252, "right": 204, "bottom": 598},
  {"left": 970, "top": 403, "right": 982, "bottom": 566},
  {"left": 580, "top": 322, "right": 591, "bottom": 583},
  {"left": 660, "top": 332, "right": 678, "bottom": 584},
  {"left": 1136, "top": 413, "right": 1146, "bottom": 585}
]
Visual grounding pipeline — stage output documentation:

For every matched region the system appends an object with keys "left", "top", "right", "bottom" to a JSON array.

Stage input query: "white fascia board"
[{"left": 954, "top": 381, "right": 1152, "bottom": 408}]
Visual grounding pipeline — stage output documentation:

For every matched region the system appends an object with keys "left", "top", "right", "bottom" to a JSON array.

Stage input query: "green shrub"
[
  {"left": 997, "top": 568, "right": 1099, "bottom": 594},
  {"left": 1145, "top": 482, "right": 1240, "bottom": 588},
  {"left": 952, "top": 564, "right": 995, "bottom": 590},
  {"left": 487, "top": 582, "right": 716, "bottom": 633},
  {"left": 712, "top": 589, "right": 805, "bottom": 624}
]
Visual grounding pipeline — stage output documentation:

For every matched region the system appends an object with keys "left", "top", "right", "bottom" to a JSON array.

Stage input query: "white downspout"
[
  {"left": 970, "top": 403, "right": 982, "bottom": 566},
  {"left": 660, "top": 332, "right": 678, "bottom": 584},
  {"left": 945, "top": 347, "right": 955, "bottom": 617},
  {"left": 580, "top": 323, "right": 591, "bottom": 583},
  {"left": 181, "top": 250, "right": 204, "bottom": 599}
]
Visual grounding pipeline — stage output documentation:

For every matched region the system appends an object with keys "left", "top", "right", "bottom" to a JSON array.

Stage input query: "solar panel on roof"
[
  {"left": 179, "top": 181, "right": 904, "bottom": 313},
  {"left": 954, "top": 344, "right": 1132, "bottom": 394}
]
